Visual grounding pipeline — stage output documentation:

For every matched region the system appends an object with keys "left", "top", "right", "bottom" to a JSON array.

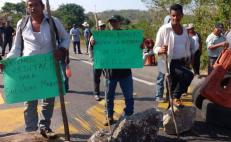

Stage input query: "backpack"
[{"left": 19, "top": 15, "right": 59, "bottom": 56}]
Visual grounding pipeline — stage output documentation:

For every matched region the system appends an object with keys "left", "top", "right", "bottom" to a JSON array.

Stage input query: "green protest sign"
[
  {"left": 1, "top": 53, "right": 64, "bottom": 104},
  {"left": 93, "top": 30, "right": 143, "bottom": 69}
]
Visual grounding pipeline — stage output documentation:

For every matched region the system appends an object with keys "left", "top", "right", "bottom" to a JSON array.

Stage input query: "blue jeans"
[
  {"left": 155, "top": 71, "right": 165, "bottom": 99},
  {"left": 24, "top": 97, "right": 55, "bottom": 132},
  {"left": 106, "top": 75, "right": 134, "bottom": 117}
]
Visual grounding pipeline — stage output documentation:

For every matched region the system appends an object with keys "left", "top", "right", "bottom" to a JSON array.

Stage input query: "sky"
[{"left": 0, "top": 0, "right": 148, "bottom": 12}]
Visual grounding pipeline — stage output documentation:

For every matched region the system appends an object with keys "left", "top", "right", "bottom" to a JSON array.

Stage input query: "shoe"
[
  {"left": 94, "top": 95, "right": 100, "bottom": 101},
  {"left": 103, "top": 116, "right": 114, "bottom": 126},
  {"left": 172, "top": 98, "right": 184, "bottom": 108},
  {"left": 155, "top": 97, "right": 165, "bottom": 103},
  {"left": 40, "top": 128, "right": 57, "bottom": 139}
]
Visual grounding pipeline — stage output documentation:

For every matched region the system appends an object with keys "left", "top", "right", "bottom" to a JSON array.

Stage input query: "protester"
[
  {"left": 154, "top": 15, "right": 171, "bottom": 103},
  {"left": 82, "top": 21, "right": 91, "bottom": 54},
  {"left": 6, "top": 0, "right": 69, "bottom": 139},
  {"left": 100, "top": 15, "right": 134, "bottom": 126},
  {"left": 187, "top": 23, "right": 202, "bottom": 78},
  {"left": 70, "top": 24, "right": 81, "bottom": 54},
  {"left": 89, "top": 20, "right": 106, "bottom": 101},
  {"left": 2, "top": 21, "right": 15, "bottom": 56},
  {"left": 0, "top": 22, "right": 4, "bottom": 52},
  {"left": 154, "top": 4, "right": 194, "bottom": 107},
  {"left": 206, "top": 23, "right": 227, "bottom": 74}
]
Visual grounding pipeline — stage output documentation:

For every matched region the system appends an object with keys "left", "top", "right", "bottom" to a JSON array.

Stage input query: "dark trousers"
[
  {"left": 193, "top": 49, "right": 201, "bottom": 75},
  {"left": 2, "top": 39, "right": 12, "bottom": 56},
  {"left": 93, "top": 69, "right": 103, "bottom": 95},
  {"left": 208, "top": 56, "right": 218, "bottom": 75},
  {"left": 169, "top": 60, "right": 194, "bottom": 99},
  {"left": 73, "top": 41, "right": 81, "bottom": 54}
]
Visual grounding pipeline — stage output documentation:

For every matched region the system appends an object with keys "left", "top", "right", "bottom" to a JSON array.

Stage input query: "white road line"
[{"left": 70, "top": 56, "right": 155, "bottom": 86}]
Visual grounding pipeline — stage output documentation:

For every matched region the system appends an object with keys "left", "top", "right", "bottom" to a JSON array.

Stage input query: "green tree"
[{"left": 54, "top": 4, "right": 86, "bottom": 29}]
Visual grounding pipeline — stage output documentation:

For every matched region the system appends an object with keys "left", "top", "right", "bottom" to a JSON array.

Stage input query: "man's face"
[
  {"left": 27, "top": 0, "right": 44, "bottom": 17},
  {"left": 99, "top": 25, "right": 106, "bottom": 30},
  {"left": 215, "top": 28, "right": 223, "bottom": 36},
  {"left": 170, "top": 10, "right": 183, "bottom": 26},
  {"left": 109, "top": 20, "right": 120, "bottom": 30}
]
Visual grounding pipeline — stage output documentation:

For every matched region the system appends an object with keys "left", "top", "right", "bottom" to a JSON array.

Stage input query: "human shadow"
[
  {"left": 177, "top": 121, "right": 231, "bottom": 141},
  {"left": 49, "top": 133, "right": 91, "bottom": 142}
]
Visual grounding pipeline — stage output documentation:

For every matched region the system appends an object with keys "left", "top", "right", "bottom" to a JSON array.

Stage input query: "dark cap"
[
  {"left": 215, "top": 23, "right": 224, "bottom": 30},
  {"left": 108, "top": 15, "right": 121, "bottom": 22}
]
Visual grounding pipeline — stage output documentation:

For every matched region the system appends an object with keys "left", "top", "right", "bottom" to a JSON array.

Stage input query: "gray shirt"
[{"left": 206, "top": 33, "right": 226, "bottom": 57}]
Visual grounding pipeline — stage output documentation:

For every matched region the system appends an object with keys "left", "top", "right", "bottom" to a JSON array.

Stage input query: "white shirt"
[
  {"left": 172, "top": 33, "right": 187, "bottom": 59},
  {"left": 70, "top": 27, "right": 80, "bottom": 42},
  {"left": 7, "top": 16, "right": 69, "bottom": 58},
  {"left": 191, "top": 34, "right": 200, "bottom": 51},
  {"left": 154, "top": 22, "right": 195, "bottom": 74}
]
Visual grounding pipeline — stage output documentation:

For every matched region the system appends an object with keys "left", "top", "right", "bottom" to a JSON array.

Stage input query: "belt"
[{"left": 171, "top": 58, "right": 187, "bottom": 65}]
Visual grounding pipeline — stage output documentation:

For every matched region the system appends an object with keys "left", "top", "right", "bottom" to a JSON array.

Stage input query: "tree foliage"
[
  {"left": 1, "top": 1, "right": 26, "bottom": 14},
  {"left": 53, "top": 4, "right": 86, "bottom": 29}
]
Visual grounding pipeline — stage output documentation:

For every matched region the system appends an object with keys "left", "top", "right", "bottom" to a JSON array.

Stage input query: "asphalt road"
[{"left": 0, "top": 51, "right": 230, "bottom": 142}]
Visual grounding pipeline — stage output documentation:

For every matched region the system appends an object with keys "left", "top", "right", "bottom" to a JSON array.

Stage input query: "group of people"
[
  {"left": 0, "top": 21, "right": 15, "bottom": 57},
  {"left": 69, "top": 21, "right": 91, "bottom": 54},
  {"left": 1, "top": 0, "right": 231, "bottom": 140}
]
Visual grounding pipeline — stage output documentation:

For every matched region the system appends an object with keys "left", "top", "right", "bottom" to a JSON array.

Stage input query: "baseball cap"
[{"left": 215, "top": 23, "right": 224, "bottom": 30}]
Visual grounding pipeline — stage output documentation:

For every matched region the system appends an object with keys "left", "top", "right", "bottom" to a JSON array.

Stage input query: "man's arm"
[
  {"left": 53, "top": 17, "right": 70, "bottom": 49},
  {"left": 154, "top": 26, "right": 166, "bottom": 55},
  {"left": 7, "top": 20, "right": 23, "bottom": 58}
]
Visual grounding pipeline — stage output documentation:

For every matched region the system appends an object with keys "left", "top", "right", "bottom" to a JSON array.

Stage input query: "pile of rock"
[{"left": 88, "top": 108, "right": 163, "bottom": 142}]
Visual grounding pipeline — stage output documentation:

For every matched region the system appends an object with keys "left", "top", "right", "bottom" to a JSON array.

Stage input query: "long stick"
[
  {"left": 165, "top": 53, "right": 180, "bottom": 139},
  {"left": 46, "top": 0, "right": 70, "bottom": 141}
]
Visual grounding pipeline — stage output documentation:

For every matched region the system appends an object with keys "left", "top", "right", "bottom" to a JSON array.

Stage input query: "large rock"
[
  {"left": 88, "top": 108, "right": 163, "bottom": 142},
  {"left": 0, "top": 132, "right": 47, "bottom": 142},
  {"left": 163, "top": 106, "right": 196, "bottom": 135}
]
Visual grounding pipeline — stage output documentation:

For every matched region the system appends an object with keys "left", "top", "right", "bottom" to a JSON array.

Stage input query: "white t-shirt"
[
  {"left": 191, "top": 34, "right": 200, "bottom": 51},
  {"left": 172, "top": 33, "right": 187, "bottom": 59}
]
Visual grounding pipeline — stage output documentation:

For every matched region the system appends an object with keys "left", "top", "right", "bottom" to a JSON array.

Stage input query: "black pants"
[
  {"left": 169, "top": 59, "right": 194, "bottom": 99},
  {"left": 93, "top": 69, "right": 103, "bottom": 95},
  {"left": 193, "top": 49, "right": 201, "bottom": 75},
  {"left": 73, "top": 41, "right": 81, "bottom": 54},
  {"left": 208, "top": 56, "right": 218, "bottom": 75},
  {"left": 2, "top": 39, "right": 12, "bottom": 56}
]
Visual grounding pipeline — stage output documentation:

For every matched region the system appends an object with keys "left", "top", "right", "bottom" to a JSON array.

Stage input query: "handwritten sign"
[
  {"left": 93, "top": 30, "right": 143, "bottom": 69},
  {"left": 1, "top": 53, "right": 64, "bottom": 104}
]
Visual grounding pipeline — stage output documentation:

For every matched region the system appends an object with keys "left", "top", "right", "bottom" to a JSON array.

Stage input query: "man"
[
  {"left": 154, "top": 4, "right": 194, "bottom": 107},
  {"left": 70, "top": 24, "right": 81, "bottom": 54},
  {"left": 89, "top": 20, "right": 106, "bottom": 101},
  {"left": 0, "top": 22, "right": 4, "bottom": 52},
  {"left": 2, "top": 21, "right": 15, "bottom": 56},
  {"left": 206, "top": 23, "right": 227, "bottom": 74},
  {"left": 82, "top": 21, "right": 91, "bottom": 54},
  {"left": 187, "top": 23, "right": 202, "bottom": 78},
  {"left": 154, "top": 15, "right": 171, "bottom": 103},
  {"left": 6, "top": 0, "right": 69, "bottom": 139},
  {"left": 103, "top": 15, "right": 134, "bottom": 125}
]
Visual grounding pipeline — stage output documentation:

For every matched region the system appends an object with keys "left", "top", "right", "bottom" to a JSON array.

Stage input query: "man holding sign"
[
  {"left": 5, "top": 0, "right": 69, "bottom": 139},
  {"left": 103, "top": 15, "right": 135, "bottom": 126}
]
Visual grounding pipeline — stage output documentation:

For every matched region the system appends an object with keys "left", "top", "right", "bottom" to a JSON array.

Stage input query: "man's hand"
[
  {"left": 224, "top": 42, "right": 229, "bottom": 48},
  {"left": 90, "top": 39, "right": 95, "bottom": 46},
  {"left": 158, "top": 45, "right": 168, "bottom": 55},
  {"left": 54, "top": 48, "right": 67, "bottom": 61}
]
